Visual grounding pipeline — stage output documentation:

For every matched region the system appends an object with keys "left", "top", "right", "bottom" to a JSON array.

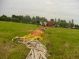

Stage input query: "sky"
[{"left": 0, "top": 0, "right": 79, "bottom": 24}]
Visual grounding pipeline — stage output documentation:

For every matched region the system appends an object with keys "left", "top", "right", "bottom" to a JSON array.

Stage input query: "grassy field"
[{"left": 0, "top": 21, "right": 79, "bottom": 59}]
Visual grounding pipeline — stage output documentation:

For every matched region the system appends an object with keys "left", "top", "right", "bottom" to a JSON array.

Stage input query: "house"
[{"left": 46, "top": 20, "right": 55, "bottom": 27}]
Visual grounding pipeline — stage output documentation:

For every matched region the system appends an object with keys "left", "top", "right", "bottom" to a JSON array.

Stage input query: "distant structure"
[
  {"left": 40, "top": 19, "right": 55, "bottom": 27},
  {"left": 40, "top": 21, "right": 47, "bottom": 27},
  {"left": 46, "top": 21, "right": 55, "bottom": 27}
]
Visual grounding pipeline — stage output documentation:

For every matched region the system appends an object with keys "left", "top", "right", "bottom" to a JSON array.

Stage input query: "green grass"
[
  {"left": 0, "top": 21, "right": 38, "bottom": 59},
  {"left": 45, "top": 28, "right": 79, "bottom": 59},
  {"left": 0, "top": 21, "right": 79, "bottom": 59}
]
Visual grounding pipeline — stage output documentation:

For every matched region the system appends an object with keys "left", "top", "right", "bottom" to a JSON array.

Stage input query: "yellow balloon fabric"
[{"left": 22, "top": 33, "right": 43, "bottom": 41}]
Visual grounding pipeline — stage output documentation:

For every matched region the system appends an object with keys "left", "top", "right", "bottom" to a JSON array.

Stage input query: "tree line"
[
  {"left": 49, "top": 18, "right": 79, "bottom": 29},
  {"left": 0, "top": 15, "right": 47, "bottom": 24},
  {"left": 0, "top": 15, "right": 79, "bottom": 29}
]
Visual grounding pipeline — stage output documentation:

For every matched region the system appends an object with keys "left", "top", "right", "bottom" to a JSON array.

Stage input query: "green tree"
[
  {"left": 59, "top": 20, "right": 68, "bottom": 28},
  {"left": 24, "top": 15, "right": 31, "bottom": 23},
  {"left": 0, "top": 15, "right": 8, "bottom": 21},
  {"left": 68, "top": 19, "right": 74, "bottom": 28}
]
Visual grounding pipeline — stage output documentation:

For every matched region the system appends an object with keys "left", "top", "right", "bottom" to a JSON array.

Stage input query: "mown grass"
[
  {"left": 0, "top": 21, "right": 79, "bottom": 59},
  {"left": 45, "top": 28, "right": 79, "bottom": 59},
  {"left": 0, "top": 21, "right": 38, "bottom": 59}
]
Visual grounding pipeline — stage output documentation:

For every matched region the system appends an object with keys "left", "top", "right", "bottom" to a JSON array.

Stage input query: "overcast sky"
[{"left": 0, "top": 0, "right": 79, "bottom": 24}]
